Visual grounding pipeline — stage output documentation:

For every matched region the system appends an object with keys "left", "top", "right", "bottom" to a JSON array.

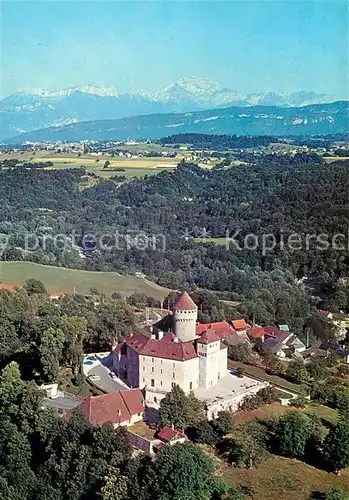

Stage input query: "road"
[
  {"left": 43, "top": 394, "right": 82, "bottom": 411},
  {"left": 87, "top": 363, "right": 129, "bottom": 393}
]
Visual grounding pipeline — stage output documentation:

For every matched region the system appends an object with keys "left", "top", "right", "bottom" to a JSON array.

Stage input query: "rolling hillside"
[
  {"left": 0, "top": 262, "right": 170, "bottom": 299},
  {"left": 7, "top": 101, "right": 348, "bottom": 143}
]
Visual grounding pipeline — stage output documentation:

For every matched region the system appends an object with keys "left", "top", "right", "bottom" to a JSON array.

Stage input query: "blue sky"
[{"left": 2, "top": 1, "right": 348, "bottom": 98}]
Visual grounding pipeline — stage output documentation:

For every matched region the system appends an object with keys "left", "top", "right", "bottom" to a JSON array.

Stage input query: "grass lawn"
[
  {"left": 0, "top": 261, "right": 170, "bottom": 300},
  {"left": 223, "top": 456, "right": 349, "bottom": 500},
  {"left": 228, "top": 360, "right": 308, "bottom": 396},
  {"left": 233, "top": 401, "right": 339, "bottom": 426},
  {"left": 193, "top": 237, "right": 228, "bottom": 245}
]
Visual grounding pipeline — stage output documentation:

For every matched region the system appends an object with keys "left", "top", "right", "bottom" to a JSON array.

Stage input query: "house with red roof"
[
  {"left": 71, "top": 388, "right": 145, "bottom": 427},
  {"left": 247, "top": 326, "right": 266, "bottom": 341},
  {"left": 0, "top": 283, "right": 22, "bottom": 292},
  {"left": 232, "top": 318, "right": 250, "bottom": 333}
]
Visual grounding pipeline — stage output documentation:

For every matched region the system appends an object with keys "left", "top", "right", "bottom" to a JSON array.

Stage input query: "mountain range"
[
  {"left": 0, "top": 77, "right": 336, "bottom": 140},
  {"left": 7, "top": 101, "right": 348, "bottom": 143}
]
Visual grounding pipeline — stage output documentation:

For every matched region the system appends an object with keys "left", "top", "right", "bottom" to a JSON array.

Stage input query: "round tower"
[{"left": 173, "top": 291, "right": 197, "bottom": 342}]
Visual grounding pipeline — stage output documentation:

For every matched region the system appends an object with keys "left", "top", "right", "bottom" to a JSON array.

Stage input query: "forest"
[{"left": 0, "top": 157, "right": 348, "bottom": 336}]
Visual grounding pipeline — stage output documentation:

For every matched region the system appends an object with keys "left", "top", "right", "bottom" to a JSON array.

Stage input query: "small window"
[
  {"left": 172, "top": 372, "right": 175, "bottom": 378},
  {"left": 151, "top": 379, "right": 155, "bottom": 387},
  {"left": 161, "top": 360, "right": 163, "bottom": 364},
  {"left": 143, "top": 357, "right": 145, "bottom": 361},
  {"left": 142, "top": 378, "right": 145, "bottom": 382},
  {"left": 152, "top": 367, "right": 154, "bottom": 372},
  {"left": 189, "top": 381, "right": 192, "bottom": 390},
  {"left": 172, "top": 362, "right": 175, "bottom": 368},
  {"left": 160, "top": 369, "right": 163, "bottom": 374},
  {"left": 171, "top": 382, "right": 175, "bottom": 388},
  {"left": 160, "top": 381, "right": 163, "bottom": 386},
  {"left": 152, "top": 358, "right": 154, "bottom": 362},
  {"left": 154, "top": 396, "right": 157, "bottom": 403},
  {"left": 143, "top": 366, "right": 145, "bottom": 371}
]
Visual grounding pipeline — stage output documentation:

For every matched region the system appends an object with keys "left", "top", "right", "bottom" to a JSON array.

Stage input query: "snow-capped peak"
[{"left": 15, "top": 85, "right": 119, "bottom": 99}]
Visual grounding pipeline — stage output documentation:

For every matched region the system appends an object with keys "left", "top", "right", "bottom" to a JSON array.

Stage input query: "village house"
[{"left": 70, "top": 388, "right": 145, "bottom": 427}]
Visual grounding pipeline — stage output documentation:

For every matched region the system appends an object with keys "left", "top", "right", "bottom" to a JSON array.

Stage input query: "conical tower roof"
[{"left": 173, "top": 291, "right": 197, "bottom": 311}]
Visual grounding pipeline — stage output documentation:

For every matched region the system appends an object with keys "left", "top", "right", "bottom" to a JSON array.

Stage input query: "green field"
[
  {"left": 0, "top": 261, "right": 170, "bottom": 299},
  {"left": 0, "top": 150, "right": 179, "bottom": 179},
  {"left": 194, "top": 237, "right": 228, "bottom": 245},
  {"left": 223, "top": 456, "right": 349, "bottom": 500}
]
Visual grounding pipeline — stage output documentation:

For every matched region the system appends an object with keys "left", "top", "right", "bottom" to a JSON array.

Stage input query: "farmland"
[
  {"left": 0, "top": 149, "right": 180, "bottom": 178},
  {"left": 0, "top": 261, "right": 170, "bottom": 299}
]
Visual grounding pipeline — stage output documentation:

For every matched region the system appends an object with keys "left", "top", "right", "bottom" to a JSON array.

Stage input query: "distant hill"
[
  {"left": 6, "top": 101, "right": 348, "bottom": 143},
  {"left": 0, "top": 76, "right": 337, "bottom": 140}
]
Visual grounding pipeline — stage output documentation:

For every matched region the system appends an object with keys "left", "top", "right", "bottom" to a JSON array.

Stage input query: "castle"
[{"left": 112, "top": 292, "right": 260, "bottom": 411}]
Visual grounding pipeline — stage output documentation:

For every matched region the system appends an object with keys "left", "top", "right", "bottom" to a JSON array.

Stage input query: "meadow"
[
  {"left": 0, "top": 149, "right": 179, "bottom": 178},
  {"left": 0, "top": 261, "right": 170, "bottom": 299}
]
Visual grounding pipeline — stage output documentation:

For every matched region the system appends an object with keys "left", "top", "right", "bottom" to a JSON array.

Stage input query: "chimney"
[
  {"left": 158, "top": 330, "right": 164, "bottom": 340},
  {"left": 151, "top": 334, "right": 156, "bottom": 339},
  {"left": 173, "top": 337, "right": 179, "bottom": 343}
]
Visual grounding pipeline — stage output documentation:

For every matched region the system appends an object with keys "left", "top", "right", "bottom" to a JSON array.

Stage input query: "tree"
[
  {"left": 218, "top": 423, "right": 269, "bottom": 469},
  {"left": 98, "top": 468, "right": 129, "bottom": 500},
  {"left": 151, "top": 443, "right": 224, "bottom": 500},
  {"left": 274, "top": 412, "right": 312, "bottom": 459},
  {"left": 323, "top": 488, "right": 349, "bottom": 500},
  {"left": 191, "top": 419, "right": 219, "bottom": 447},
  {"left": 286, "top": 359, "right": 309, "bottom": 384},
  {"left": 159, "top": 385, "right": 204, "bottom": 429},
  {"left": 228, "top": 343, "right": 252, "bottom": 363},
  {"left": 306, "top": 360, "right": 328, "bottom": 380},
  {"left": 0, "top": 361, "right": 24, "bottom": 412},
  {"left": 24, "top": 279, "right": 47, "bottom": 295},
  {"left": 39, "top": 327, "right": 65, "bottom": 381},
  {"left": 213, "top": 410, "right": 234, "bottom": 436},
  {"left": 337, "top": 364, "right": 349, "bottom": 378},
  {"left": 265, "top": 355, "right": 286, "bottom": 376},
  {"left": 325, "top": 420, "right": 349, "bottom": 473}
]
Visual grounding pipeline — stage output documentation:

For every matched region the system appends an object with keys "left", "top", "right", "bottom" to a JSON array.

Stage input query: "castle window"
[
  {"left": 172, "top": 372, "right": 175, "bottom": 378},
  {"left": 160, "top": 381, "right": 163, "bottom": 386},
  {"left": 171, "top": 382, "right": 175, "bottom": 388},
  {"left": 143, "top": 366, "right": 145, "bottom": 371},
  {"left": 151, "top": 379, "right": 155, "bottom": 387},
  {"left": 154, "top": 396, "right": 157, "bottom": 403},
  {"left": 152, "top": 367, "right": 154, "bottom": 372},
  {"left": 160, "top": 369, "right": 163, "bottom": 374},
  {"left": 189, "top": 381, "right": 192, "bottom": 390},
  {"left": 172, "top": 362, "right": 175, "bottom": 368},
  {"left": 152, "top": 358, "right": 154, "bottom": 362}
]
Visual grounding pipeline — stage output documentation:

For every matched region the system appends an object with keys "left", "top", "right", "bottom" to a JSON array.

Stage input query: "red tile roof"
[
  {"left": 125, "top": 332, "right": 197, "bottom": 361},
  {"left": 0, "top": 283, "right": 21, "bottom": 292},
  {"left": 264, "top": 326, "right": 280, "bottom": 336},
  {"left": 248, "top": 326, "right": 266, "bottom": 339},
  {"left": 197, "top": 329, "right": 221, "bottom": 344},
  {"left": 173, "top": 291, "right": 197, "bottom": 311},
  {"left": 232, "top": 319, "right": 249, "bottom": 331},
  {"left": 120, "top": 388, "right": 145, "bottom": 416},
  {"left": 50, "top": 291, "right": 66, "bottom": 298},
  {"left": 157, "top": 425, "right": 185, "bottom": 442},
  {"left": 196, "top": 321, "right": 235, "bottom": 340},
  {"left": 74, "top": 389, "right": 144, "bottom": 426}
]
